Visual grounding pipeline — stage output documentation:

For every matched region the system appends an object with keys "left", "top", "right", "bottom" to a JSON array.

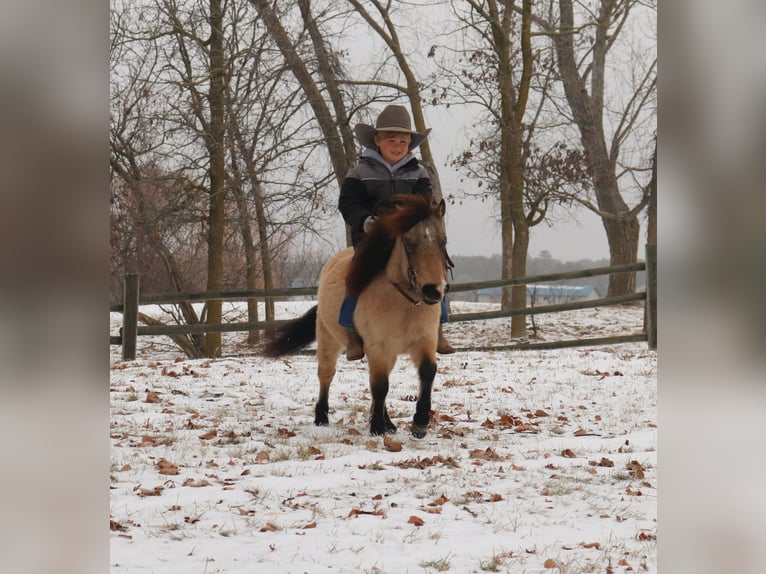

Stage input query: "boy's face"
[{"left": 374, "top": 131, "right": 411, "bottom": 164}]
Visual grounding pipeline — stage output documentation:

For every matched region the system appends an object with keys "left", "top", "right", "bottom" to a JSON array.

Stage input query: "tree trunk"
[
  {"left": 553, "top": 0, "right": 641, "bottom": 296},
  {"left": 252, "top": 0, "right": 353, "bottom": 187},
  {"left": 647, "top": 139, "right": 657, "bottom": 245},
  {"left": 204, "top": 0, "right": 226, "bottom": 357},
  {"left": 231, "top": 182, "right": 261, "bottom": 344},
  {"left": 251, "top": 178, "right": 275, "bottom": 322}
]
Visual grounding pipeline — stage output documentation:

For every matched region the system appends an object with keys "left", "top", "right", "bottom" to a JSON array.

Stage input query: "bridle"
[{"left": 389, "top": 234, "right": 454, "bottom": 307}]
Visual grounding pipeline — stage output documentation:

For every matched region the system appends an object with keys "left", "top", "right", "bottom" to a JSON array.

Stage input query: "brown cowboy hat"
[{"left": 354, "top": 105, "right": 431, "bottom": 151}]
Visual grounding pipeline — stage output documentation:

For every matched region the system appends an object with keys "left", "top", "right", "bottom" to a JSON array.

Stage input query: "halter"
[
  {"left": 389, "top": 241, "right": 453, "bottom": 307},
  {"left": 390, "top": 267, "right": 422, "bottom": 306}
]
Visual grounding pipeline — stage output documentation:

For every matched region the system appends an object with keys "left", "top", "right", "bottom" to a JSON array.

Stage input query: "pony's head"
[{"left": 346, "top": 194, "right": 450, "bottom": 305}]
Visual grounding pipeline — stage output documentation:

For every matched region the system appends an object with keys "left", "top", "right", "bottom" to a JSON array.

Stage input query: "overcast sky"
[{"left": 425, "top": 106, "right": 628, "bottom": 262}]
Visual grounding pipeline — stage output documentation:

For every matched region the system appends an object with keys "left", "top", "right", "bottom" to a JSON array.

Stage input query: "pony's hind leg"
[
  {"left": 315, "top": 334, "right": 341, "bottom": 426},
  {"left": 411, "top": 354, "right": 437, "bottom": 439}
]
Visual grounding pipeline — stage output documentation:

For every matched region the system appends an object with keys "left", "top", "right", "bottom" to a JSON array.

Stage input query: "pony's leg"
[
  {"left": 411, "top": 351, "right": 438, "bottom": 439},
  {"left": 315, "top": 325, "right": 342, "bottom": 426},
  {"left": 315, "top": 359, "right": 335, "bottom": 426},
  {"left": 366, "top": 354, "right": 397, "bottom": 435}
]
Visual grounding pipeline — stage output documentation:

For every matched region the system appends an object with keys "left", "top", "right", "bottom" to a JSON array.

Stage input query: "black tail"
[{"left": 261, "top": 305, "right": 318, "bottom": 357}]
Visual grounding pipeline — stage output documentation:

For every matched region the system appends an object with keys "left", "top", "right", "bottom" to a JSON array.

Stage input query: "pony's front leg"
[
  {"left": 367, "top": 356, "right": 397, "bottom": 435},
  {"left": 368, "top": 373, "right": 398, "bottom": 435},
  {"left": 412, "top": 355, "right": 437, "bottom": 439}
]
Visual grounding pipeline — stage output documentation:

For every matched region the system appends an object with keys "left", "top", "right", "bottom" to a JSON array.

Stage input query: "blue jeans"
[{"left": 339, "top": 295, "right": 449, "bottom": 328}]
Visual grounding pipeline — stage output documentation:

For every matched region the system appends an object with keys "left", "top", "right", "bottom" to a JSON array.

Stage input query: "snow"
[{"left": 110, "top": 302, "right": 656, "bottom": 573}]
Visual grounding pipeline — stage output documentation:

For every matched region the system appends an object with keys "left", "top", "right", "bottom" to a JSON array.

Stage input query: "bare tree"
[
  {"left": 111, "top": 0, "right": 340, "bottom": 354},
  {"left": 536, "top": 0, "right": 657, "bottom": 295},
  {"left": 344, "top": 0, "right": 445, "bottom": 200}
]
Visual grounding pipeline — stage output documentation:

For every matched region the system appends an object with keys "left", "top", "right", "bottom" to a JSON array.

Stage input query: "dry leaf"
[
  {"left": 544, "top": 558, "right": 557, "bottom": 568},
  {"left": 276, "top": 428, "right": 296, "bottom": 438},
  {"left": 260, "top": 522, "right": 281, "bottom": 532},
  {"left": 138, "top": 486, "right": 163, "bottom": 497},
  {"left": 157, "top": 458, "right": 179, "bottom": 476},
  {"left": 580, "top": 542, "right": 600, "bottom": 549},
  {"left": 407, "top": 515, "right": 425, "bottom": 527},
  {"left": 255, "top": 451, "right": 270, "bottom": 464},
  {"left": 145, "top": 391, "right": 161, "bottom": 403},
  {"left": 561, "top": 448, "right": 576, "bottom": 458},
  {"left": 199, "top": 429, "right": 217, "bottom": 440},
  {"left": 302, "top": 521, "right": 317, "bottom": 529},
  {"left": 181, "top": 478, "right": 211, "bottom": 487},
  {"left": 383, "top": 436, "right": 403, "bottom": 452}
]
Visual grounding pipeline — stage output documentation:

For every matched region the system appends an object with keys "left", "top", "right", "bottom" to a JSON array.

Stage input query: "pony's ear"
[{"left": 437, "top": 198, "right": 446, "bottom": 217}]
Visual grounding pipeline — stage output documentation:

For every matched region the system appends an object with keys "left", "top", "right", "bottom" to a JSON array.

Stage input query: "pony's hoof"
[
  {"left": 385, "top": 422, "right": 398, "bottom": 434},
  {"left": 411, "top": 425, "right": 427, "bottom": 439}
]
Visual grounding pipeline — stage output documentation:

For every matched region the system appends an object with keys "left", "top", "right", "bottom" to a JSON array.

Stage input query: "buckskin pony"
[{"left": 262, "top": 194, "right": 452, "bottom": 438}]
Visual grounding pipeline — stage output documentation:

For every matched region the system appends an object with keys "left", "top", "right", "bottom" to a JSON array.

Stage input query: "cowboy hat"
[{"left": 354, "top": 105, "right": 431, "bottom": 151}]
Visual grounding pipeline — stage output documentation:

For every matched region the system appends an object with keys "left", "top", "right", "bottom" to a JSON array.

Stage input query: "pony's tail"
[{"left": 261, "top": 305, "right": 318, "bottom": 357}]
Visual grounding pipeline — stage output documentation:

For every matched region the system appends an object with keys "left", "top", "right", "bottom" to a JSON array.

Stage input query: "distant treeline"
[{"left": 450, "top": 252, "right": 645, "bottom": 297}]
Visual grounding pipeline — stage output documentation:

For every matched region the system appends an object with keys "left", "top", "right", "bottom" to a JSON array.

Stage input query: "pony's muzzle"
[{"left": 421, "top": 284, "right": 443, "bottom": 305}]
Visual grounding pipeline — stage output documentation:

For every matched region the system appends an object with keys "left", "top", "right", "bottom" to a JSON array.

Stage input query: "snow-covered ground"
[{"left": 110, "top": 302, "right": 656, "bottom": 573}]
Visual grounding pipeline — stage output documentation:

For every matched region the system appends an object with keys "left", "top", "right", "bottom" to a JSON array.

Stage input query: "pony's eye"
[{"left": 404, "top": 240, "right": 416, "bottom": 254}]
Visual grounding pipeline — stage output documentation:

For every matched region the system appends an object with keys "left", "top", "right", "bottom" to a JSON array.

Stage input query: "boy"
[{"left": 338, "top": 104, "right": 455, "bottom": 360}]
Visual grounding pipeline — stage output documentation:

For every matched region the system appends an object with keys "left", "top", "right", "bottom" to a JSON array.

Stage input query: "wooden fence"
[{"left": 110, "top": 245, "right": 657, "bottom": 360}]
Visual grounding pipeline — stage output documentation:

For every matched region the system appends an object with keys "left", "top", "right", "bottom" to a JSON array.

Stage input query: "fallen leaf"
[
  {"left": 145, "top": 391, "right": 161, "bottom": 403},
  {"left": 138, "top": 486, "right": 163, "bottom": 497},
  {"left": 157, "top": 458, "right": 179, "bottom": 476},
  {"left": 199, "top": 429, "right": 217, "bottom": 440},
  {"left": 302, "top": 521, "right": 317, "bottom": 529},
  {"left": 260, "top": 522, "right": 281, "bottom": 532},
  {"left": 561, "top": 448, "right": 576, "bottom": 458},
  {"left": 255, "top": 451, "right": 270, "bottom": 464},
  {"left": 276, "top": 428, "right": 296, "bottom": 438},
  {"left": 181, "top": 478, "right": 211, "bottom": 487},
  {"left": 544, "top": 558, "right": 557, "bottom": 568},
  {"left": 383, "top": 436, "right": 403, "bottom": 452},
  {"left": 407, "top": 515, "right": 425, "bottom": 527},
  {"left": 580, "top": 541, "right": 600, "bottom": 549}
]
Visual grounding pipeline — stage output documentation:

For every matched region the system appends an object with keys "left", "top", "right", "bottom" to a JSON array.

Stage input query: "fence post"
[
  {"left": 645, "top": 244, "right": 657, "bottom": 350},
  {"left": 122, "top": 273, "right": 139, "bottom": 361}
]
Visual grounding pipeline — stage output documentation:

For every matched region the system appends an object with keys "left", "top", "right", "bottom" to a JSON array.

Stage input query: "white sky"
[{"left": 426, "top": 106, "right": 625, "bottom": 262}]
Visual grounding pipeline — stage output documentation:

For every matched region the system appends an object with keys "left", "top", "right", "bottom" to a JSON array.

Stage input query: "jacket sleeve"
[
  {"left": 413, "top": 165, "right": 434, "bottom": 202},
  {"left": 338, "top": 173, "right": 373, "bottom": 235}
]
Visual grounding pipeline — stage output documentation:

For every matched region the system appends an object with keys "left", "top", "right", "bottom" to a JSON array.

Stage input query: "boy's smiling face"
[{"left": 374, "top": 131, "right": 411, "bottom": 165}]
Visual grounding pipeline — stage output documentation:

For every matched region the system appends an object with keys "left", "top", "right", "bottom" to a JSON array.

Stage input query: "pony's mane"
[{"left": 346, "top": 194, "right": 437, "bottom": 297}]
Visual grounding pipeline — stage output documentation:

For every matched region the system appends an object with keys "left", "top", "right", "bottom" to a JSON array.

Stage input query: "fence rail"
[{"left": 111, "top": 245, "right": 656, "bottom": 360}]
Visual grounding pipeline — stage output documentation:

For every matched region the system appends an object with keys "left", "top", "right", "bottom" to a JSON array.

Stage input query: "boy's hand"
[{"left": 363, "top": 216, "right": 379, "bottom": 233}]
